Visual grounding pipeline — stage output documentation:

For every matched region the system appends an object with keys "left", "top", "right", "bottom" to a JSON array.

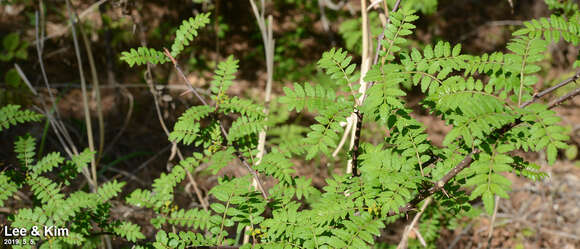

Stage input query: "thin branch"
[
  {"left": 548, "top": 87, "right": 580, "bottom": 109},
  {"left": 397, "top": 196, "right": 432, "bottom": 249},
  {"left": 387, "top": 74, "right": 580, "bottom": 217},
  {"left": 522, "top": 70, "right": 580, "bottom": 107},
  {"left": 163, "top": 49, "right": 269, "bottom": 200}
]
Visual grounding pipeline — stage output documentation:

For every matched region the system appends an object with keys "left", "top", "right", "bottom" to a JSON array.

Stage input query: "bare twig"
[
  {"left": 548, "top": 87, "right": 580, "bottom": 109},
  {"left": 397, "top": 196, "right": 432, "bottom": 249},
  {"left": 521, "top": 70, "right": 580, "bottom": 107},
  {"left": 13, "top": 64, "right": 37, "bottom": 95}
]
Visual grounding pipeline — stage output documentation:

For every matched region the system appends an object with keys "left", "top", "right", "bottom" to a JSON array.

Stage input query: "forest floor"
[{"left": 1, "top": 0, "right": 579, "bottom": 248}]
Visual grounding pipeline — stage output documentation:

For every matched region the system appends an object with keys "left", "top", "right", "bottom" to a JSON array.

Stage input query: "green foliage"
[
  {"left": 5, "top": 68, "right": 22, "bottom": 88},
  {"left": 1, "top": 132, "right": 127, "bottom": 248},
  {"left": 505, "top": 36, "right": 548, "bottom": 104},
  {"left": 280, "top": 82, "right": 338, "bottom": 113},
  {"left": 114, "top": 221, "right": 146, "bottom": 242},
  {"left": 255, "top": 153, "right": 295, "bottom": 185},
  {"left": 544, "top": 0, "right": 579, "bottom": 17},
  {"left": 0, "top": 172, "right": 18, "bottom": 206},
  {"left": 210, "top": 55, "right": 239, "bottom": 104},
  {"left": 460, "top": 143, "right": 514, "bottom": 214},
  {"left": 119, "top": 47, "right": 169, "bottom": 67},
  {"left": 0, "top": 104, "right": 43, "bottom": 131},
  {"left": 513, "top": 14, "right": 580, "bottom": 44},
  {"left": 318, "top": 47, "right": 358, "bottom": 90},
  {"left": 120, "top": 12, "right": 211, "bottom": 67},
  {"left": 304, "top": 103, "right": 351, "bottom": 159},
  {"left": 520, "top": 104, "right": 570, "bottom": 164},
  {"left": 0, "top": 32, "right": 29, "bottom": 61},
  {"left": 389, "top": 0, "right": 438, "bottom": 15},
  {"left": 171, "top": 13, "right": 211, "bottom": 57},
  {"left": 169, "top": 105, "right": 214, "bottom": 145},
  {"left": 14, "top": 135, "right": 36, "bottom": 166},
  {"left": 381, "top": 8, "right": 418, "bottom": 61}
]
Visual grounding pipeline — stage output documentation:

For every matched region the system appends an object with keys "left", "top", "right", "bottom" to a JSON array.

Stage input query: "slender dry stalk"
[
  {"left": 397, "top": 197, "right": 432, "bottom": 249},
  {"left": 67, "top": 2, "right": 112, "bottom": 247},
  {"left": 249, "top": 0, "right": 275, "bottom": 165},
  {"left": 13, "top": 64, "right": 37, "bottom": 95},
  {"left": 336, "top": 0, "right": 373, "bottom": 173},
  {"left": 34, "top": 10, "right": 95, "bottom": 188},
  {"left": 78, "top": 16, "right": 106, "bottom": 168},
  {"left": 66, "top": 0, "right": 98, "bottom": 190},
  {"left": 33, "top": 0, "right": 108, "bottom": 45},
  {"left": 336, "top": 0, "right": 402, "bottom": 176},
  {"left": 486, "top": 195, "right": 500, "bottom": 249}
]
